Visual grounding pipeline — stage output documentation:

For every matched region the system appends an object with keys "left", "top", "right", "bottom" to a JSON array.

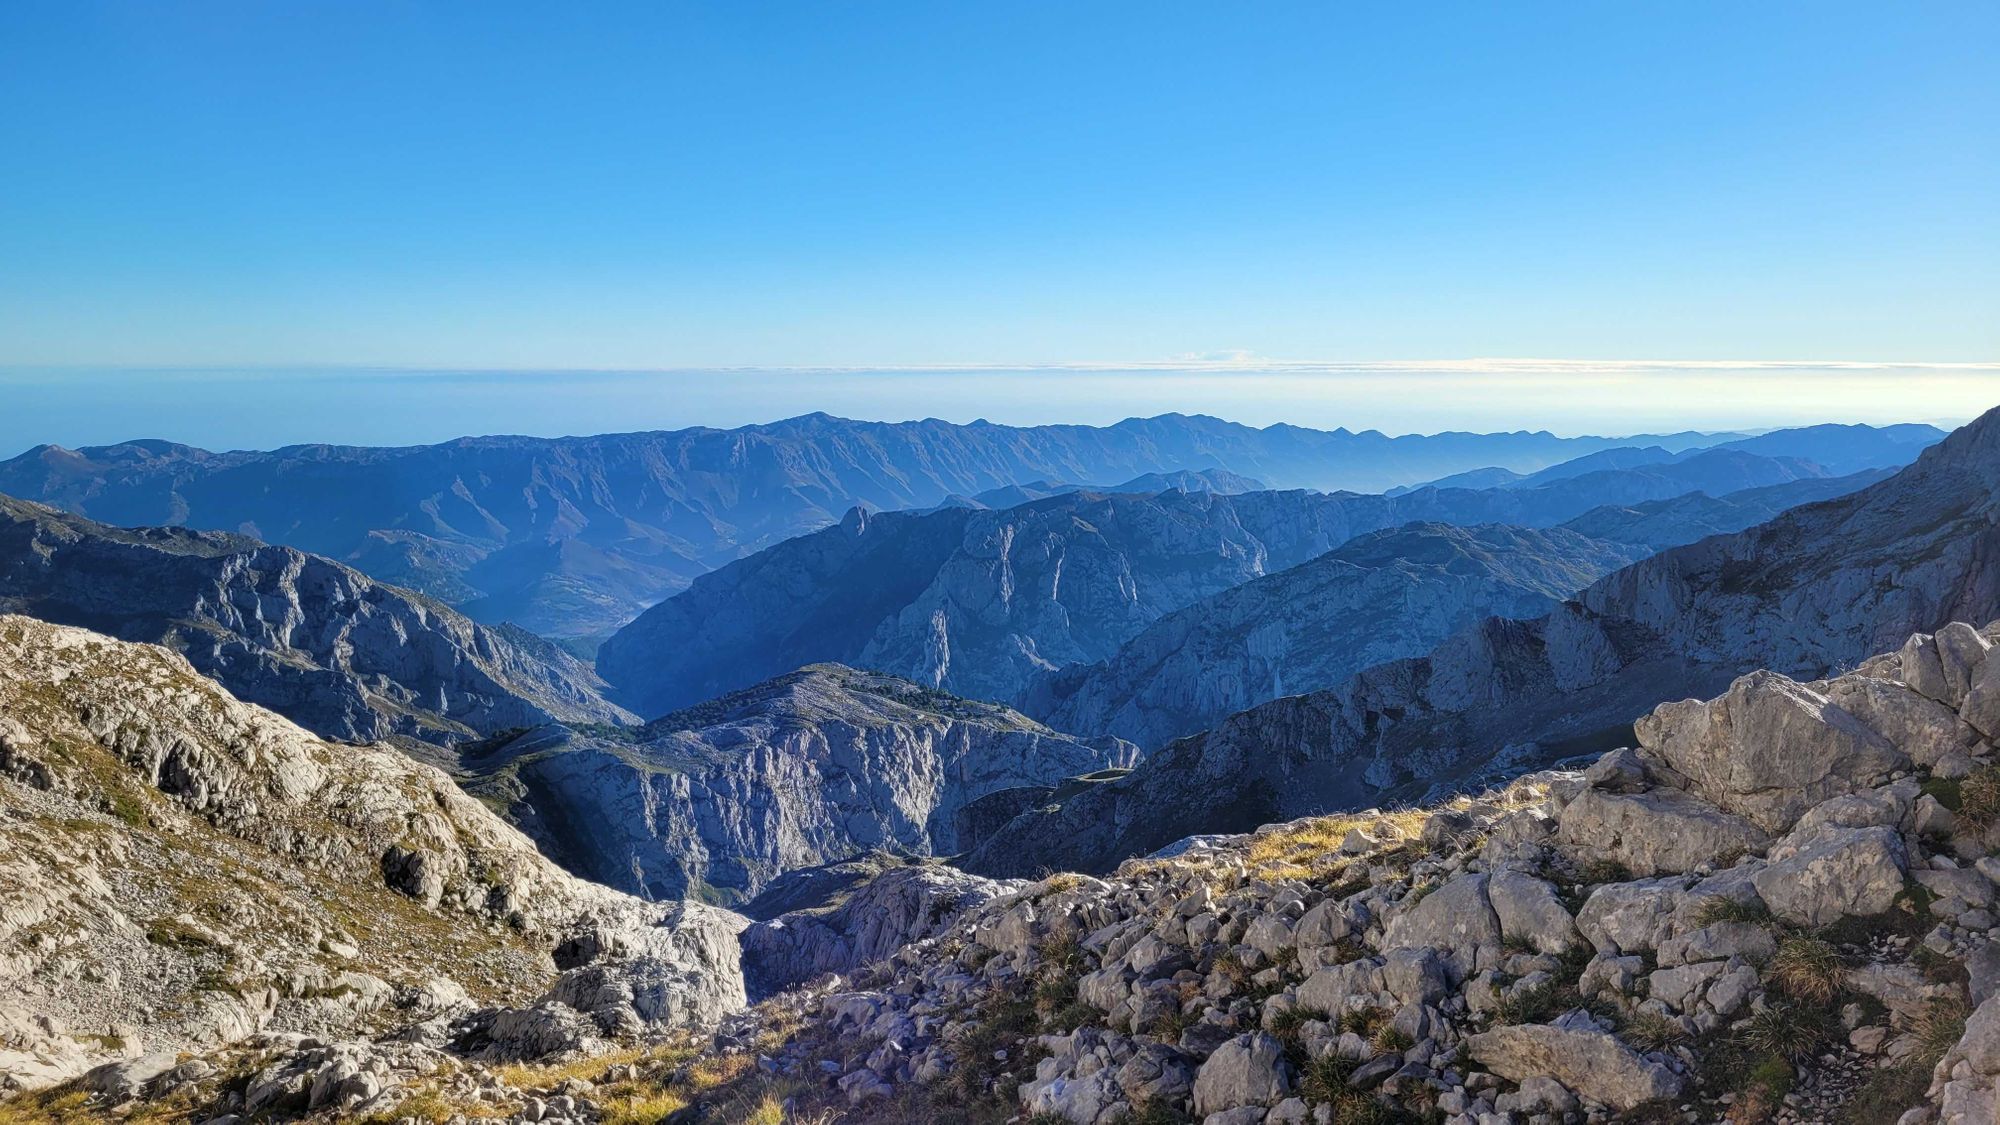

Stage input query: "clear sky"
[{"left": 0, "top": 2, "right": 1995, "bottom": 450}]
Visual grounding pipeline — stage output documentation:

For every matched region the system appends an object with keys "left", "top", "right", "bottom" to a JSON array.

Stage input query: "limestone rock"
[
  {"left": 740, "top": 861, "right": 1018, "bottom": 998},
  {"left": 0, "top": 616, "right": 745, "bottom": 1093},
  {"left": 1192, "top": 1032, "right": 1294, "bottom": 1116},
  {"left": 1751, "top": 825, "right": 1909, "bottom": 927},
  {"left": 1636, "top": 671, "right": 1909, "bottom": 833},
  {"left": 1557, "top": 786, "right": 1768, "bottom": 876},
  {"left": 1486, "top": 871, "right": 1580, "bottom": 954},
  {"left": 457, "top": 665, "right": 1135, "bottom": 904},
  {"left": 0, "top": 496, "right": 632, "bottom": 745},
  {"left": 1466, "top": 1017, "right": 1682, "bottom": 1110}
]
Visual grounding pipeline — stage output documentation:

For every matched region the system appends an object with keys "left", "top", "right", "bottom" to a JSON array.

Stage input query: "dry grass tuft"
[{"left": 1768, "top": 937, "right": 1845, "bottom": 1007}]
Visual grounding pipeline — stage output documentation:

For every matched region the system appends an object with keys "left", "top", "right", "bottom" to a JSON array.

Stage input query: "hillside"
[
  {"left": 21, "top": 617, "right": 1996, "bottom": 1123},
  {"left": 0, "top": 616, "right": 742, "bottom": 1102},
  {"left": 1027, "top": 523, "right": 1648, "bottom": 749},
  {"left": 0, "top": 494, "right": 632, "bottom": 745}
]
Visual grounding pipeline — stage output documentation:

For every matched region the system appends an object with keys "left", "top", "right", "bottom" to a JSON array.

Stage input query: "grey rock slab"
[
  {"left": 1465, "top": 1021, "right": 1682, "bottom": 1111},
  {"left": 1557, "top": 787, "right": 1768, "bottom": 877},
  {"left": 1751, "top": 825, "right": 1909, "bottom": 927}
]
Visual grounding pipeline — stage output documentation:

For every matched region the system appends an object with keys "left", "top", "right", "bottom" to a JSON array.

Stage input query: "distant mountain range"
[
  {"left": 594, "top": 434, "right": 1919, "bottom": 719},
  {"left": 0, "top": 413, "right": 1837, "bottom": 637},
  {"left": 1392, "top": 422, "right": 1941, "bottom": 493},
  {"left": 958, "top": 408, "right": 2000, "bottom": 877}
]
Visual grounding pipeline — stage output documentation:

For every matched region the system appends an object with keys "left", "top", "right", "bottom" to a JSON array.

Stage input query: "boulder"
[
  {"left": 1581, "top": 747, "right": 1650, "bottom": 793},
  {"left": 1575, "top": 877, "right": 1694, "bottom": 954},
  {"left": 1937, "top": 622, "right": 1993, "bottom": 705},
  {"left": 1751, "top": 826, "right": 1908, "bottom": 928},
  {"left": 1486, "top": 872, "right": 1580, "bottom": 954},
  {"left": 81, "top": 1053, "right": 178, "bottom": 1103},
  {"left": 1557, "top": 787, "right": 1767, "bottom": 877},
  {"left": 1787, "top": 782, "right": 1918, "bottom": 838},
  {"left": 1114, "top": 1042, "right": 1196, "bottom": 1104},
  {"left": 1657, "top": 922, "right": 1776, "bottom": 968},
  {"left": 1023, "top": 1068, "right": 1125, "bottom": 1124},
  {"left": 1825, "top": 675, "right": 1983, "bottom": 767},
  {"left": 1635, "top": 671, "right": 1909, "bottom": 832},
  {"left": 1466, "top": 1016, "right": 1682, "bottom": 1111},
  {"left": 1648, "top": 961, "right": 1729, "bottom": 1012},
  {"left": 1192, "top": 1032, "right": 1294, "bottom": 1116},
  {"left": 1380, "top": 874, "right": 1500, "bottom": 957}
]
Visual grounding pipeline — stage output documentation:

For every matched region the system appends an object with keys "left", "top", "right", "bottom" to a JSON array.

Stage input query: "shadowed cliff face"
[
  {"left": 595, "top": 450, "right": 1881, "bottom": 720},
  {"left": 1022, "top": 522, "right": 1651, "bottom": 750},
  {"left": 450, "top": 664, "right": 1136, "bottom": 905},
  {"left": 960, "top": 406, "right": 2000, "bottom": 878},
  {"left": 1021, "top": 475, "right": 1896, "bottom": 751},
  {"left": 0, "top": 495, "right": 632, "bottom": 744}
]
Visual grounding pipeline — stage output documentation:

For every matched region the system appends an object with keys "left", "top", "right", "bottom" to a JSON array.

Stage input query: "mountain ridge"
[
  {"left": 0, "top": 493, "right": 631, "bottom": 744},
  {"left": 0, "top": 414, "right": 1779, "bottom": 636}
]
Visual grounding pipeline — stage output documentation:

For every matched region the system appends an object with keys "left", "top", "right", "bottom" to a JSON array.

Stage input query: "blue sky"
[{"left": 0, "top": 2, "right": 1995, "bottom": 449}]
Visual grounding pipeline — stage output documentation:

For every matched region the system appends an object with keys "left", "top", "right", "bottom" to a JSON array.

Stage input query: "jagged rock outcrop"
[
  {"left": 965, "top": 405, "right": 2000, "bottom": 878},
  {"left": 0, "top": 417, "right": 1767, "bottom": 637},
  {"left": 0, "top": 616, "right": 742, "bottom": 1097},
  {"left": 1028, "top": 523, "right": 1647, "bottom": 749},
  {"left": 0, "top": 495, "right": 632, "bottom": 745},
  {"left": 451, "top": 665, "right": 1137, "bottom": 904},
  {"left": 738, "top": 861, "right": 1020, "bottom": 998}
]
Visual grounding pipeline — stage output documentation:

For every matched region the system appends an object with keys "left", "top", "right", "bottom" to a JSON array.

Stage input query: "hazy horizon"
[{"left": 4, "top": 360, "right": 1988, "bottom": 458}]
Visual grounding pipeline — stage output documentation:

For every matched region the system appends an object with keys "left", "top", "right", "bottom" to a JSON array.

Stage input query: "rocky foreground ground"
[{"left": 11, "top": 618, "right": 2000, "bottom": 1122}]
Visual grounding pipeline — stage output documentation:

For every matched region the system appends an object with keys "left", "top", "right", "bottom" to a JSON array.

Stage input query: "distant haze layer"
[{"left": 4, "top": 361, "right": 1992, "bottom": 456}]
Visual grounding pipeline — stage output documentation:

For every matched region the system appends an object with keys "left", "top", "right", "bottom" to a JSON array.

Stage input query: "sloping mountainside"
[
  {"left": 0, "top": 495, "right": 632, "bottom": 745},
  {"left": 0, "top": 415, "right": 1740, "bottom": 637},
  {"left": 1027, "top": 523, "right": 1649, "bottom": 750},
  {"left": 1555, "top": 468, "right": 1895, "bottom": 551},
  {"left": 447, "top": 664, "right": 1136, "bottom": 905},
  {"left": 597, "top": 450, "right": 1883, "bottom": 718},
  {"left": 963, "top": 406, "right": 2000, "bottom": 879},
  {"left": 1026, "top": 472, "right": 1892, "bottom": 750},
  {"left": 1708, "top": 420, "right": 1950, "bottom": 473},
  {"left": 1400, "top": 422, "right": 1942, "bottom": 494},
  {"left": 36, "top": 619, "right": 2000, "bottom": 1124},
  {"left": 0, "top": 615, "right": 743, "bottom": 1103}
]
